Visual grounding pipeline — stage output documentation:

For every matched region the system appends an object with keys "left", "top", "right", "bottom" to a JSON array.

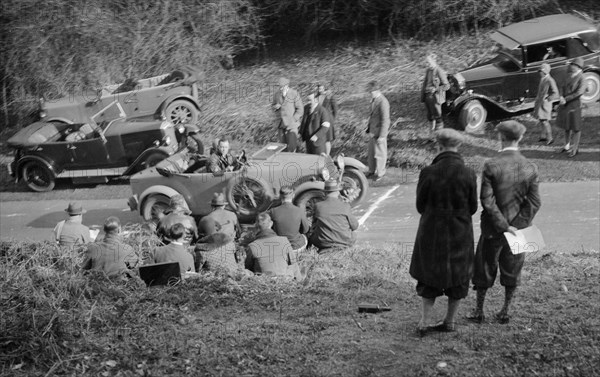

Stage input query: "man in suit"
[
  {"left": 410, "top": 129, "right": 478, "bottom": 335},
  {"left": 421, "top": 53, "right": 450, "bottom": 131},
  {"left": 467, "top": 121, "right": 541, "bottom": 324},
  {"left": 533, "top": 63, "right": 559, "bottom": 145},
  {"left": 299, "top": 93, "right": 332, "bottom": 155},
  {"left": 207, "top": 138, "right": 243, "bottom": 173},
  {"left": 270, "top": 186, "right": 310, "bottom": 261},
  {"left": 272, "top": 77, "right": 304, "bottom": 152},
  {"left": 148, "top": 223, "right": 196, "bottom": 275},
  {"left": 198, "top": 193, "right": 240, "bottom": 240},
  {"left": 316, "top": 81, "right": 339, "bottom": 155},
  {"left": 366, "top": 81, "right": 390, "bottom": 181},
  {"left": 557, "top": 57, "right": 586, "bottom": 158}
]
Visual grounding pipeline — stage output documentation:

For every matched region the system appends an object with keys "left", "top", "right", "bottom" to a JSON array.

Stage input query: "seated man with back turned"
[
  {"left": 198, "top": 193, "right": 240, "bottom": 240},
  {"left": 207, "top": 138, "right": 243, "bottom": 173},
  {"left": 53, "top": 201, "right": 91, "bottom": 248},
  {"left": 148, "top": 223, "right": 196, "bottom": 275},
  {"left": 269, "top": 186, "right": 310, "bottom": 261},
  {"left": 245, "top": 213, "right": 301, "bottom": 278},
  {"left": 157, "top": 194, "right": 198, "bottom": 245},
  {"left": 309, "top": 180, "right": 359, "bottom": 253}
]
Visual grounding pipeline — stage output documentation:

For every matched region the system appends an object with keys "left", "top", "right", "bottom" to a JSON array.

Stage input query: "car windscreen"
[{"left": 491, "top": 52, "right": 521, "bottom": 72}]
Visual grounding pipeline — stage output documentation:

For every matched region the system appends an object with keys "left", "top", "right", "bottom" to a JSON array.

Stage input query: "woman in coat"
[{"left": 409, "top": 129, "right": 478, "bottom": 335}]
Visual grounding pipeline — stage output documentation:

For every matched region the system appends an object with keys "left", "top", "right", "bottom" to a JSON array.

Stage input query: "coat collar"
[
  {"left": 255, "top": 229, "right": 278, "bottom": 240},
  {"left": 431, "top": 151, "right": 464, "bottom": 165}
]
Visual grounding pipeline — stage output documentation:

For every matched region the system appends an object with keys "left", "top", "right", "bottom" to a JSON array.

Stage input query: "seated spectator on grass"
[
  {"left": 198, "top": 193, "right": 240, "bottom": 240},
  {"left": 148, "top": 223, "right": 196, "bottom": 274},
  {"left": 53, "top": 201, "right": 91, "bottom": 248},
  {"left": 245, "top": 213, "right": 301, "bottom": 278},
  {"left": 82, "top": 216, "right": 140, "bottom": 279},
  {"left": 157, "top": 194, "right": 198, "bottom": 245},
  {"left": 309, "top": 180, "right": 359, "bottom": 253},
  {"left": 195, "top": 231, "right": 239, "bottom": 276},
  {"left": 269, "top": 186, "right": 309, "bottom": 261}
]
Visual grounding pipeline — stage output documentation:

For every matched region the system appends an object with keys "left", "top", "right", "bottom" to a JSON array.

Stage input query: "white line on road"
[{"left": 358, "top": 185, "right": 400, "bottom": 226}]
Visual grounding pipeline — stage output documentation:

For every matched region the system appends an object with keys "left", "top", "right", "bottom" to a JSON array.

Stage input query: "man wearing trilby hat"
[
  {"left": 556, "top": 57, "right": 586, "bottom": 157},
  {"left": 53, "top": 201, "right": 91, "bottom": 248},
  {"left": 198, "top": 192, "right": 240, "bottom": 240}
]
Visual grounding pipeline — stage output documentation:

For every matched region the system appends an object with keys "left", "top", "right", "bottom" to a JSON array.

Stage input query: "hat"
[
  {"left": 65, "top": 201, "right": 86, "bottom": 215},
  {"left": 323, "top": 180, "right": 341, "bottom": 192},
  {"left": 539, "top": 63, "right": 551, "bottom": 74},
  {"left": 278, "top": 77, "right": 290, "bottom": 86},
  {"left": 495, "top": 120, "right": 526, "bottom": 141},
  {"left": 435, "top": 128, "right": 464, "bottom": 147},
  {"left": 570, "top": 57, "right": 584, "bottom": 70},
  {"left": 210, "top": 193, "right": 227, "bottom": 206}
]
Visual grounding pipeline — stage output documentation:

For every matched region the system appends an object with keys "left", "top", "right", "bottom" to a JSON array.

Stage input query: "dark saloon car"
[
  {"left": 446, "top": 14, "right": 600, "bottom": 133},
  {"left": 8, "top": 102, "right": 180, "bottom": 191}
]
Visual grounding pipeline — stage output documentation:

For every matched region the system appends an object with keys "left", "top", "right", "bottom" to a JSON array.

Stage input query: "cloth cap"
[
  {"left": 539, "top": 63, "right": 551, "bottom": 74},
  {"left": 65, "top": 201, "right": 86, "bottom": 215},
  {"left": 570, "top": 57, "right": 584, "bottom": 70},
  {"left": 435, "top": 128, "right": 464, "bottom": 147},
  {"left": 210, "top": 192, "right": 227, "bottom": 206},
  {"left": 323, "top": 180, "right": 341, "bottom": 192},
  {"left": 495, "top": 120, "right": 526, "bottom": 141},
  {"left": 278, "top": 77, "right": 290, "bottom": 86}
]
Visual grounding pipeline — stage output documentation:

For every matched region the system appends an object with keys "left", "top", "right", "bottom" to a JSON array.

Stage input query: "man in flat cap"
[
  {"left": 557, "top": 57, "right": 586, "bottom": 157},
  {"left": 410, "top": 128, "right": 477, "bottom": 335},
  {"left": 156, "top": 194, "right": 198, "bottom": 245},
  {"left": 533, "top": 63, "right": 558, "bottom": 145},
  {"left": 467, "top": 120, "right": 541, "bottom": 325},
  {"left": 272, "top": 77, "right": 304, "bottom": 152},
  {"left": 365, "top": 81, "right": 390, "bottom": 181},
  {"left": 53, "top": 201, "right": 91, "bottom": 248}
]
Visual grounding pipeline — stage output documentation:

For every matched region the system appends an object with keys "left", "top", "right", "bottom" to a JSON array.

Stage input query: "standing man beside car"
[
  {"left": 366, "top": 81, "right": 390, "bottom": 182},
  {"left": 299, "top": 93, "right": 332, "bottom": 155},
  {"left": 557, "top": 57, "right": 586, "bottom": 158},
  {"left": 421, "top": 53, "right": 450, "bottom": 131},
  {"left": 533, "top": 63, "right": 559, "bottom": 145},
  {"left": 315, "top": 81, "right": 339, "bottom": 155},
  {"left": 272, "top": 77, "right": 304, "bottom": 152}
]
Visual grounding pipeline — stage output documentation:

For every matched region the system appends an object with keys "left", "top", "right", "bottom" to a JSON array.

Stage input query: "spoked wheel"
[
  {"left": 294, "top": 189, "right": 326, "bottom": 228},
  {"left": 340, "top": 168, "right": 368, "bottom": 206},
  {"left": 226, "top": 177, "right": 272, "bottom": 222},
  {"left": 141, "top": 194, "right": 171, "bottom": 222},
  {"left": 165, "top": 100, "right": 198, "bottom": 125},
  {"left": 22, "top": 161, "right": 56, "bottom": 192}
]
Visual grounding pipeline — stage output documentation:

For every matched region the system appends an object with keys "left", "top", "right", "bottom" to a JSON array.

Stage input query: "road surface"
[{"left": 1, "top": 181, "right": 598, "bottom": 252}]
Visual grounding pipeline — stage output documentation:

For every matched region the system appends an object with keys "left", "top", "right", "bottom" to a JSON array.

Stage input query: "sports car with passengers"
[
  {"left": 128, "top": 143, "right": 369, "bottom": 223},
  {"left": 8, "top": 102, "right": 181, "bottom": 192},
  {"left": 40, "top": 67, "right": 202, "bottom": 126},
  {"left": 445, "top": 13, "right": 600, "bottom": 133}
]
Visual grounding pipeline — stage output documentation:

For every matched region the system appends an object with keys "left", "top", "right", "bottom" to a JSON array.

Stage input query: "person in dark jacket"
[
  {"left": 149, "top": 223, "right": 196, "bottom": 275},
  {"left": 269, "top": 186, "right": 310, "bottom": 261},
  {"left": 156, "top": 194, "right": 198, "bottom": 245},
  {"left": 468, "top": 121, "right": 541, "bottom": 324},
  {"left": 532, "top": 63, "right": 559, "bottom": 144},
  {"left": 557, "top": 57, "right": 586, "bottom": 157},
  {"left": 316, "top": 81, "right": 339, "bottom": 155},
  {"left": 82, "top": 216, "right": 140, "bottom": 279},
  {"left": 299, "top": 93, "right": 332, "bottom": 155},
  {"left": 409, "top": 129, "right": 478, "bottom": 335},
  {"left": 421, "top": 53, "right": 450, "bottom": 131},
  {"left": 53, "top": 201, "right": 91, "bottom": 248}
]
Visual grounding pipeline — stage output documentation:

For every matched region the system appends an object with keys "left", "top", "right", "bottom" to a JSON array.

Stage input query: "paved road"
[{"left": 1, "top": 181, "right": 598, "bottom": 252}]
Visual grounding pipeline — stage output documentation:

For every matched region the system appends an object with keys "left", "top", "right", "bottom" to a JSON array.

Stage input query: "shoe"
[
  {"left": 372, "top": 175, "right": 383, "bottom": 182},
  {"left": 568, "top": 149, "right": 578, "bottom": 158},
  {"left": 558, "top": 146, "right": 570, "bottom": 153},
  {"left": 466, "top": 310, "right": 485, "bottom": 324},
  {"left": 538, "top": 138, "right": 547, "bottom": 142},
  {"left": 431, "top": 321, "right": 456, "bottom": 333},
  {"left": 365, "top": 172, "right": 375, "bottom": 178},
  {"left": 546, "top": 138, "right": 554, "bottom": 146},
  {"left": 416, "top": 325, "right": 434, "bottom": 337},
  {"left": 494, "top": 312, "right": 510, "bottom": 324}
]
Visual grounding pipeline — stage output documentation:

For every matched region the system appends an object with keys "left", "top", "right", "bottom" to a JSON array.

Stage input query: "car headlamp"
[
  {"left": 162, "top": 136, "right": 172, "bottom": 146},
  {"left": 454, "top": 73, "right": 466, "bottom": 90},
  {"left": 321, "top": 167, "right": 330, "bottom": 181},
  {"left": 39, "top": 110, "right": 47, "bottom": 119},
  {"left": 160, "top": 121, "right": 174, "bottom": 130}
]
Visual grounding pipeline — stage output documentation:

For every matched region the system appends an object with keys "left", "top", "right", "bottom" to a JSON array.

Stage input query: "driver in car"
[{"left": 207, "top": 138, "right": 244, "bottom": 173}]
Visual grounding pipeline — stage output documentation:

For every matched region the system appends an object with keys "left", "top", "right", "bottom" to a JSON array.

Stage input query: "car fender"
[
  {"left": 14, "top": 155, "right": 60, "bottom": 180},
  {"left": 341, "top": 156, "right": 367, "bottom": 172},
  {"left": 293, "top": 181, "right": 326, "bottom": 197},
  {"left": 45, "top": 117, "right": 74, "bottom": 124},
  {"left": 138, "top": 185, "right": 182, "bottom": 215},
  {"left": 123, "top": 146, "right": 173, "bottom": 176},
  {"left": 154, "top": 94, "right": 201, "bottom": 119},
  {"left": 450, "top": 93, "right": 508, "bottom": 115}
]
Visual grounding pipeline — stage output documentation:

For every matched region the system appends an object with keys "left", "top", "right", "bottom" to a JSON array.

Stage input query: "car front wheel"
[
  {"left": 226, "top": 177, "right": 272, "bottom": 222},
  {"left": 340, "top": 168, "right": 368, "bottom": 206},
  {"left": 141, "top": 194, "right": 171, "bottom": 222},
  {"left": 582, "top": 72, "right": 600, "bottom": 104},
  {"left": 294, "top": 189, "right": 326, "bottom": 228},
  {"left": 21, "top": 161, "right": 56, "bottom": 192},
  {"left": 459, "top": 100, "right": 487, "bottom": 133},
  {"left": 165, "top": 99, "right": 198, "bottom": 125}
]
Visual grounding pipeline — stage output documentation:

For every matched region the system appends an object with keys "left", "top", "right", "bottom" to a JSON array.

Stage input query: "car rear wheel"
[
  {"left": 459, "top": 100, "right": 487, "bottom": 134},
  {"left": 21, "top": 161, "right": 55, "bottom": 192},
  {"left": 294, "top": 189, "right": 326, "bottom": 228},
  {"left": 340, "top": 168, "right": 368, "bottom": 206},
  {"left": 165, "top": 99, "right": 198, "bottom": 125},
  {"left": 226, "top": 177, "right": 272, "bottom": 222},
  {"left": 582, "top": 72, "right": 600, "bottom": 104},
  {"left": 141, "top": 194, "right": 171, "bottom": 222}
]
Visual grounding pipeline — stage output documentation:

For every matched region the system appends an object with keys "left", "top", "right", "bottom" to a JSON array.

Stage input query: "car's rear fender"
[
  {"left": 14, "top": 155, "right": 60, "bottom": 181},
  {"left": 450, "top": 93, "right": 511, "bottom": 118},
  {"left": 138, "top": 185, "right": 182, "bottom": 215},
  {"left": 154, "top": 94, "right": 201, "bottom": 120},
  {"left": 123, "top": 146, "right": 173, "bottom": 176}
]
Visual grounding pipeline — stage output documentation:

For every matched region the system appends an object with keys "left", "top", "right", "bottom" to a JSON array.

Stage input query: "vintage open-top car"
[
  {"left": 128, "top": 143, "right": 369, "bottom": 223},
  {"left": 445, "top": 14, "right": 600, "bottom": 132},
  {"left": 40, "top": 67, "right": 202, "bottom": 126},
  {"left": 8, "top": 102, "right": 181, "bottom": 192}
]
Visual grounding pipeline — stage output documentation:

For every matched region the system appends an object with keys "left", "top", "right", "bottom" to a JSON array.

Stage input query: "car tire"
[
  {"left": 341, "top": 168, "right": 368, "bottom": 206},
  {"left": 582, "top": 72, "right": 600, "bottom": 104},
  {"left": 459, "top": 100, "right": 487, "bottom": 134},
  {"left": 226, "top": 177, "right": 273, "bottom": 222},
  {"left": 165, "top": 99, "right": 198, "bottom": 125},
  {"left": 294, "top": 189, "right": 326, "bottom": 228},
  {"left": 141, "top": 194, "right": 171, "bottom": 222},
  {"left": 21, "top": 161, "right": 56, "bottom": 192}
]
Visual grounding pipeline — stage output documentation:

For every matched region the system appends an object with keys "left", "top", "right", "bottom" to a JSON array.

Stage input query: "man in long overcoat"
[
  {"left": 272, "top": 77, "right": 304, "bottom": 152},
  {"left": 316, "top": 81, "right": 339, "bottom": 155},
  {"left": 532, "top": 63, "right": 559, "bottom": 144},
  {"left": 409, "top": 129, "right": 478, "bottom": 335},
  {"left": 556, "top": 57, "right": 586, "bottom": 157},
  {"left": 421, "top": 53, "right": 450, "bottom": 131},
  {"left": 299, "top": 94, "right": 332, "bottom": 155},
  {"left": 365, "top": 81, "right": 390, "bottom": 181},
  {"left": 468, "top": 121, "right": 541, "bottom": 324}
]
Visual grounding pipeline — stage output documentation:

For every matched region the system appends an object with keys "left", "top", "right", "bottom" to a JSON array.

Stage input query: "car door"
[{"left": 68, "top": 137, "right": 110, "bottom": 168}]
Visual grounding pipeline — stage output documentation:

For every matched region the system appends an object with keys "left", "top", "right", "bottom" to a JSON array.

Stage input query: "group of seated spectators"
[{"left": 55, "top": 180, "right": 359, "bottom": 283}]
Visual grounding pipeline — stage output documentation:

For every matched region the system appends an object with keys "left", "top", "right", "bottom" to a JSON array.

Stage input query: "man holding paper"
[{"left": 468, "top": 120, "right": 541, "bottom": 324}]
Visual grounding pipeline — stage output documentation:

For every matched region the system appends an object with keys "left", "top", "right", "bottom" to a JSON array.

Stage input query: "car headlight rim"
[{"left": 321, "top": 167, "right": 330, "bottom": 181}]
